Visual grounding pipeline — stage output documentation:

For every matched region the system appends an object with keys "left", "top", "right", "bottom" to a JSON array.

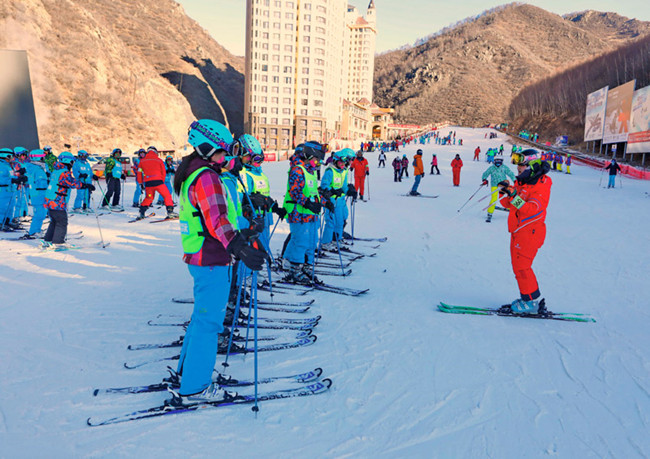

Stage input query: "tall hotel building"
[{"left": 244, "top": 0, "right": 377, "bottom": 150}]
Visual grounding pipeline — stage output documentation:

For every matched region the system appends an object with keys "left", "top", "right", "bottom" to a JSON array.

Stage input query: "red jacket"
[
  {"left": 350, "top": 157, "right": 368, "bottom": 176},
  {"left": 500, "top": 174, "right": 552, "bottom": 233},
  {"left": 451, "top": 158, "right": 463, "bottom": 170},
  {"left": 139, "top": 151, "right": 166, "bottom": 186}
]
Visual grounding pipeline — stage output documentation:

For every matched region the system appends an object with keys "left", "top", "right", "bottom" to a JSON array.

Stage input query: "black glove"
[
  {"left": 331, "top": 188, "right": 344, "bottom": 198},
  {"left": 92, "top": 174, "right": 99, "bottom": 181},
  {"left": 481, "top": 179, "right": 488, "bottom": 186},
  {"left": 365, "top": 170, "right": 369, "bottom": 176},
  {"left": 497, "top": 180, "right": 510, "bottom": 188},
  {"left": 303, "top": 198, "right": 322, "bottom": 214},
  {"left": 249, "top": 192, "right": 270, "bottom": 211},
  {"left": 227, "top": 231, "right": 268, "bottom": 271},
  {"left": 346, "top": 184, "right": 358, "bottom": 199},
  {"left": 83, "top": 183, "right": 96, "bottom": 192},
  {"left": 319, "top": 188, "right": 333, "bottom": 200},
  {"left": 247, "top": 216, "right": 265, "bottom": 233},
  {"left": 79, "top": 173, "right": 88, "bottom": 179},
  {"left": 324, "top": 199, "right": 335, "bottom": 213},
  {"left": 271, "top": 201, "right": 287, "bottom": 219},
  {"left": 12, "top": 176, "right": 28, "bottom": 185},
  {"left": 121, "top": 173, "right": 126, "bottom": 180}
]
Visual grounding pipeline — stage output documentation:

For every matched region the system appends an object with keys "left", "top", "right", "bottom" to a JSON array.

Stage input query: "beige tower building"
[{"left": 244, "top": 0, "right": 377, "bottom": 150}]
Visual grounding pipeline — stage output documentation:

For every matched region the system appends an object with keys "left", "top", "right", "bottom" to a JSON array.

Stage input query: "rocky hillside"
[
  {"left": 373, "top": 4, "right": 650, "bottom": 127},
  {"left": 0, "top": 0, "right": 244, "bottom": 153}
]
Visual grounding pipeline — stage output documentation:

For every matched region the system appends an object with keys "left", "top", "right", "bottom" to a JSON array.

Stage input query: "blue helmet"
[
  {"left": 238, "top": 134, "right": 263, "bottom": 160},
  {"left": 302, "top": 141, "right": 325, "bottom": 161},
  {"left": 14, "top": 147, "right": 29, "bottom": 156},
  {"left": 111, "top": 148, "right": 122, "bottom": 157},
  {"left": 187, "top": 119, "right": 234, "bottom": 159},
  {"left": 77, "top": 149, "right": 89, "bottom": 158},
  {"left": 0, "top": 147, "right": 14, "bottom": 159},
  {"left": 30, "top": 149, "right": 46, "bottom": 161},
  {"left": 333, "top": 148, "right": 354, "bottom": 162},
  {"left": 58, "top": 151, "right": 75, "bottom": 165}
]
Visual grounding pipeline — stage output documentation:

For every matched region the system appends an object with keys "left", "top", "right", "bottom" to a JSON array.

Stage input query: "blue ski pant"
[
  {"left": 29, "top": 192, "right": 46, "bottom": 235},
  {"left": 73, "top": 188, "right": 90, "bottom": 209},
  {"left": 13, "top": 187, "right": 28, "bottom": 218},
  {"left": 177, "top": 264, "right": 230, "bottom": 395},
  {"left": 0, "top": 189, "right": 13, "bottom": 223},
  {"left": 321, "top": 198, "right": 347, "bottom": 245},
  {"left": 608, "top": 175, "right": 616, "bottom": 188},
  {"left": 133, "top": 182, "right": 142, "bottom": 205},
  {"left": 411, "top": 174, "right": 422, "bottom": 193},
  {"left": 285, "top": 220, "right": 316, "bottom": 265}
]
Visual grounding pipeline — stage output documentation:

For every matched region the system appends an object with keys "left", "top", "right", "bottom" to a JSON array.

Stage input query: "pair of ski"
[
  {"left": 402, "top": 193, "right": 439, "bottom": 199},
  {"left": 124, "top": 335, "right": 318, "bottom": 369},
  {"left": 438, "top": 302, "right": 596, "bottom": 322},
  {"left": 128, "top": 329, "right": 313, "bottom": 351},
  {"left": 263, "top": 277, "right": 368, "bottom": 297},
  {"left": 88, "top": 369, "right": 332, "bottom": 426},
  {"left": 148, "top": 314, "right": 321, "bottom": 328},
  {"left": 170, "top": 298, "right": 311, "bottom": 314}
]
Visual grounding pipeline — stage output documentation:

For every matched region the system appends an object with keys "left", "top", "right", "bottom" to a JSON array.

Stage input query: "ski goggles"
[
  {"left": 511, "top": 151, "right": 538, "bottom": 165},
  {"left": 190, "top": 120, "right": 234, "bottom": 154}
]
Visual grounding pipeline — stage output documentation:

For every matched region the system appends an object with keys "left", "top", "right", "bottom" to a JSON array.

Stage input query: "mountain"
[
  {"left": 373, "top": 4, "right": 650, "bottom": 128},
  {"left": 0, "top": 0, "right": 244, "bottom": 153}
]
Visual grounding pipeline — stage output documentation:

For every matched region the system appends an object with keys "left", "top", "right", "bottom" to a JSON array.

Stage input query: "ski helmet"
[
  {"left": 147, "top": 146, "right": 158, "bottom": 155},
  {"left": 30, "top": 149, "right": 46, "bottom": 161},
  {"left": 77, "top": 149, "right": 89, "bottom": 159},
  {"left": 494, "top": 157, "right": 503, "bottom": 166},
  {"left": 237, "top": 134, "right": 264, "bottom": 162},
  {"left": 302, "top": 141, "right": 325, "bottom": 161},
  {"left": 511, "top": 149, "right": 539, "bottom": 166},
  {"left": 294, "top": 144, "right": 304, "bottom": 156},
  {"left": 111, "top": 148, "right": 122, "bottom": 158},
  {"left": 165, "top": 155, "right": 174, "bottom": 161},
  {"left": 43, "top": 146, "right": 52, "bottom": 153},
  {"left": 137, "top": 148, "right": 146, "bottom": 158},
  {"left": 58, "top": 151, "right": 75, "bottom": 165},
  {"left": 14, "top": 147, "right": 28, "bottom": 157},
  {"left": 0, "top": 147, "right": 14, "bottom": 159},
  {"left": 187, "top": 119, "right": 234, "bottom": 160},
  {"left": 416, "top": 149, "right": 423, "bottom": 154}
]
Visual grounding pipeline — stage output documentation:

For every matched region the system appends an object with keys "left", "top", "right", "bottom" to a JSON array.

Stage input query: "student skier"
[
  {"left": 101, "top": 148, "right": 125, "bottom": 210},
  {"left": 72, "top": 150, "right": 94, "bottom": 212},
  {"left": 350, "top": 150, "right": 369, "bottom": 200},
  {"left": 22, "top": 150, "right": 49, "bottom": 238},
  {"left": 498, "top": 149, "right": 552, "bottom": 314},
  {"left": 320, "top": 148, "right": 356, "bottom": 251},
  {"left": 400, "top": 154, "right": 409, "bottom": 179},
  {"left": 378, "top": 151, "right": 386, "bottom": 168},
  {"left": 451, "top": 154, "right": 463, "bottom": 187},
  {"left": 169, "top": 119, "right": 268, "bottom": 405},
  {"left": 392, "top": 156, "right": 402, "bottom": 182},
  {"left": 43, "top": 152, "right": 95, "bottom": 248},
  {"left": 430, "top": 154, "right": 440, "bottom": 175},
  {"left": 481, "top": 157, "right": 515, "bottom": 222},
  {"left": 0, "top": 148, "right": 19, "bottom": 230},
  {"left": 282, "top": 141, "right": 331, "bottom": 283},
  {"left": 410, "top": 149, "right": 425, "bottom": 196}
]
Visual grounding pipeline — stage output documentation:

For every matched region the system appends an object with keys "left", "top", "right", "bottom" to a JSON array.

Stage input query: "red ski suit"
[
  {"left": 451, "top": 158, "right": 463, "bottom": 186},
  {"left": 500, "top": 174, "right": 552, "bottom": 300},
  {"left": 350, "top": 157, "right": 369, "bottom": 196},
  {"left": 139, "top": 150, "right": 173, "bottom": 207}
]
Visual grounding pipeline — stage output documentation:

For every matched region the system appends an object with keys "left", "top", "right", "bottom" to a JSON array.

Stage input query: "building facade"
[
  {"left": 244, "top": 0, "right": 377, "bottom": 150},
  {"left": 345, "top": 1, "right": 376, "bottom": 103}
]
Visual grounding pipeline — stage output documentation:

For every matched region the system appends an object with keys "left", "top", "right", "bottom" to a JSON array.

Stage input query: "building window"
[
  {"left": 284, "top": 66, "right": 292, "bottom": 73},
  {"left": 271, "top": 97, "right": 279, "bottom": 103},
  {"left": 301, "top": 78, "right": 309, "bottom": 85},
  {"left": 302, "top": 57, "right": 310, "bottom": 64},
  {"left": 304, "top": 14, "right": 311, "bottom": 21},
  {"left": 303, "top": 3, "right": 311, "bottom": 10},
  {"left": 283, "top": 97, "right": 291, "bottom": 104},
  {"left": 301, "top": 99, "right": 308, "bottom": 106},
  {"left": 316, "top": 16, "right": 326, "bottom": 24},
  {"left": 314, "top": 100, "right": 323, "bottom": 107},
  {"left": 270, "top": 128, "right": 278, "bottom": 135},
  {"left": 284, "top": 45, "right": 293, "bottom": 52},
  {"left": 300, "top": 120, "right": 307, "bottom": 126},
  {"left": 283, "top": 87, "right": 292, "bottom": 94},
  {"left": 261, "top": 128, "right": 267, "bottom": 134},
  {"left": 283, "top": 108, "right": 291, "bottom": 114},
  {"left": 303, "top": 25, "right": 311, "bottom": 32},
  {"left": 285, "top": 23, "right": 293, "bottom": 30},
  {"left": 301, "top": 88, "right": 308, "bottom": 95},
  {"left": 302, "top": 68, "right": 309, "bottom": 74},
  {"left": 284, "top": 77, "right": 292, "bottom": 83},
  {"left": 285, "top": 12, "right": 293, "bottom": 19},
  {"left": 271, "top": 107, "right": 278, "bottom": 114},
  {"left": 300, "top": 109, "right": 308, "bottom": 116},
  {"left": 282, "top": 119, "right": 291, "bottom": 125},
  {"left": 316, "top": 5, "right": 326, "bottom": 13}
]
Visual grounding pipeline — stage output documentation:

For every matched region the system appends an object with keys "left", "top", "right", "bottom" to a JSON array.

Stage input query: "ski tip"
[
  {"left": 86, "top": 417, "right": 93, "bottom": 426},
  {"left": 312, "top": 335, "right": 318, "bottom": 343},
  {"left": 314, "top": 367, "right": 323, "bottom": 378},
  {"left": 92, "top": 389, "right": 100, "bottom": 397},
  {"left": 127, "top": 345, "right": 134, "bottom": 350},
  {"left": 322, "top": 378, "right": 333, "bottom": 389}
]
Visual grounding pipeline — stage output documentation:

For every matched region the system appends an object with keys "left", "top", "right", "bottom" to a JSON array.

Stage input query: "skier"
[
  {"left": 430, "top": 154, "right": 440, "bottom": 175},
  {"left": 282, "top": 141, "right": 330, "bottom": 283},
  {"left": 350, "top": 150, "right": 369, "bottom": 200},
  {"left": 101, "top": 148, "right": 124, "bottom": 210},
  {"left": 43, "top": 152, "right": 95, "bottom": 248},
  {"left": 451, "top": 154, "right": 463, "bottom": 187},
  {"left": 410, "top": 149, "right": 424, "bottom": 196},
  {"left": 137, "top": 146, "right": 177, "bottom": 220},
  {"left": 0, "top": 148, "right": 18, "bottom": 230},
  {"left": 378, "top": 151, "right": 386, "bottom": 168},
  {"left": 400, "top": 154, "right": 409, "bottom": 179},
  {"left": 157, "top": 156, "right": 176, "bottom": 205},
  {"left": 565, "top": 154, "right": 572, "bottom": 174},
  {"left": 12, "top": 148, "right": 30, "bottom": 219},
  {"left": 473, "top": 147, "right": 481, "bottom": 161},
  {"left": 43, "top": 146, "right": 56, "bottom": 173},
  {"left": 498, "top": 149, "right": 552, "bottom": 314},
  {"left": 556, "top": 153, "right": 564, "bottom": 173},
  {"left": 170, "top": 119, "right": 268, "bottom": 405},
  {"left": 392, "top": 156, "right": 402, "bottom": 182},
  {"left": 320, "top": 148, "right": 355, "bottom": 250},
  {"left": 604, "top": 159, "right": 621, "bottom": 188},
  {"left": 72, "top": 150, "right": 93, "bottom": 212},
  {"left": 21, "top": 150, "right": 49, "bottom": 238},
  {"left": 481, "top": 157, "right": 515, "bottom": 222}
]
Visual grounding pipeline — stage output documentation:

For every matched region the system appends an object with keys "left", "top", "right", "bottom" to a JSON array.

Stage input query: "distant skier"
[
  {"left": 498, "top": 149, "right": 552, "bottom": 314},
  {"left": 481, "top": 157, "right": 515, "bottom": 222},
  {"left": 350, "top": 150, "right": 369, "bottom": 200},
  {"left": 430, "top": 154, "right": 440, "bottom": 175},
  {"left": 473, "top": 147, "right": 481, "bottom": 161},
  {"left": 378, "top": 151, "right": 386, "bottom": 168},
  {"left": 102, "top": 148, "right": 124, "bottom": 210},
  {"left": 137, "top": 146, "right": 177, "bottom": 220},
  {"left": 400, "top": 155, "right": 409, "bottom": 179},
  {"left": 565, "top": 154, "right": 572, "bottom": 174},
  {"left": 409, "top": 149, "right": 424, "bottom": 196},
  {"left": 392, "top": 156, "right": 402, "bottom": 182},
  {"left": 157, "top": 156, "right": 176, "bottom": 205},
  {"left": 604, "top": 159, "right": 621, "bottom": 188}
]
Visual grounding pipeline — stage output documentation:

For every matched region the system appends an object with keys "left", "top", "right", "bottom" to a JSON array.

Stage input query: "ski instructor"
[
  {"left": 170, "top": 119, "right": 268, "bottom": 405},
  {"left": 498, "top": 149, "right": 552, "bottom": 315}
]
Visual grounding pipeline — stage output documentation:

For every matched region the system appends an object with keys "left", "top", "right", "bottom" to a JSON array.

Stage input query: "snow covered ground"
[{"left": 1, "top": 127, "right": 649, "bottom": 457}]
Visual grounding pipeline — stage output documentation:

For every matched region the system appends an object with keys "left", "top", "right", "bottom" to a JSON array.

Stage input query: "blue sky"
[{"left": 177, "top": 1, "right": 650, "bottom": 56}]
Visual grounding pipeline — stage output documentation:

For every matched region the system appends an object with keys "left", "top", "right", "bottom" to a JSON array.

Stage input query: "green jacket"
[{"left": 482, "top": 164, "right": 516, "bottom": 187}]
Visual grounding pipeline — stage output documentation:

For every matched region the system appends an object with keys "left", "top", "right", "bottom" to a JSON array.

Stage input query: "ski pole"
[
  {"left": 366, "top": 174, "right": 370, "bottom": 201},
  {"left": 251, "top": 269, "right": 260, "bottom": 415},
  {"left": 95, "top": 177, "right": 108, "bottom": 209},
  {"left": 333, "top": 233, "right": 346, "bottom": 276},
  {"left": 222, "top": 263, "right": 249, "bottom": 371},
  {"left": 91, "top": 194, "right": 109, "bottom": 248},
  {"left": 457, "top": 183, "right": 486, "bottom": 213},
  {"left": 312, "top": 212, "right": 325, "bottom": 280},
  {"left": 619, "top": 174, "right": 623, "bottom": 189},
  {"left": 121, "top": 176, "right": 125, "bottom": 208},
  {"left": 599, "top": 169, "right": 605, "bottom": 188},
  {"left": 1, "top": 189, "right": 17, "bottom": 231},
  {"left": 351, "top": 197, "right": 356, "bottom": 242}
]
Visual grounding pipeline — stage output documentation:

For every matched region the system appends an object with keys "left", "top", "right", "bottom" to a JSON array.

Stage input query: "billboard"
[
  {"left": 603, "top": 80, "right": 636, "bottom": 144},
  {"left": 0, "top": 50, "right": 40, "bottom": 149},
  {"left": 627, "top": 85, "right": 650, "bottom": 154},
  {"left": 584, "top": 86, "right": 608, "bottom": 142}
]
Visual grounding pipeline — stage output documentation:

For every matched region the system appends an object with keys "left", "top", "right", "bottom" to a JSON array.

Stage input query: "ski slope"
[{"left": 1, "top": 127, "right": 649, "bottom": 457}]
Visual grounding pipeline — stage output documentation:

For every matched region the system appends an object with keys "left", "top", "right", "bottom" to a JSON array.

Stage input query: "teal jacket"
[{"left": 482, "top": 164, "right": 516, "bottom": 187}]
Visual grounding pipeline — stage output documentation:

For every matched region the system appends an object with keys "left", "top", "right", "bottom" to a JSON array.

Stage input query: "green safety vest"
[
  {"left": 242, "top": 167, "right": 271, "bottom": 196},
  {"left": 283, "top": 165, "right": 319, "bottom": 216},
  {"left": 328, "top": 167, "right": 346, "bottom": 191},
  {"left": 179, "top": 167, "right": 238, "bottom": 254}
]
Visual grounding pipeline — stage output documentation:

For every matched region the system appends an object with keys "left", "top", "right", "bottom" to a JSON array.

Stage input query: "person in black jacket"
[{"left": 605, "top": 159, "right": 622, "bottom": 188}]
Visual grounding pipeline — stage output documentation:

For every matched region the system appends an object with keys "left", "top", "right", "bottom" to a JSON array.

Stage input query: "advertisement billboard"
[
  {"left": 603, "top": 80, "right": 636, "bottom": 144},
  {"left": 584, "top": 86, "right": 608, "bottom": 142},
  {"left": 627, "top": 85, "right": 650, "bottom": 154},
  {"left": 0, "top": 50, "right": 40, "bottom": 149}
]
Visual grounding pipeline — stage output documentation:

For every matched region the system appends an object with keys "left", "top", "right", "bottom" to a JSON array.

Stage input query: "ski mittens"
[
  {"left": 346, "top": 184, "right": 358, "bottom": 199},
  {"left": 227, "top": 231, "right": 268, "bottom": 271},
  {"left": 303, "top": 198, "right": 322, "bottom": 214},
  {"left": 324, "top": 200, "right": 335, "bottom": 212}
]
